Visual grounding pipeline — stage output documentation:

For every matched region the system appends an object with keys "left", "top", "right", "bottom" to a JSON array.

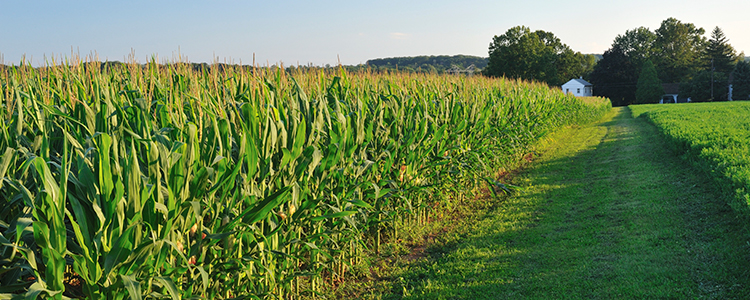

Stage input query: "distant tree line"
[
  {"left": 0, "top": 58, "right": 493, "bottom": 76},
  {"left": 0, "top": 61, "right": 265, "bottom": 73},
  {"left": 0, "top": 61, "right": 331, "bottom": 75},
  {"left": 589, "top": 18, "right": 746, "bottom": 106},
  {"left": 365, "top": 55, "right": 488, "bottom": 73}
]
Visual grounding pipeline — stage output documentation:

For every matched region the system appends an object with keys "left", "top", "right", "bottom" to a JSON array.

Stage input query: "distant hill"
[{"left": 366, "top": 55, "right": 488, "bottom": 73}]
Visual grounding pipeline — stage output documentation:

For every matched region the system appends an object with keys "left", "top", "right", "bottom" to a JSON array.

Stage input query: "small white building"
[{"left": 561, "top": 78, "right": 593, "bottom": 97}]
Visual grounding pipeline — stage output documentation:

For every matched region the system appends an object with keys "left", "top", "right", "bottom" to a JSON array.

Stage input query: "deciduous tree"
[
  {"left": 485, "top": 26, "right": 589, "bottom": 86},
  {"left": 589, "top": 27, "right": 657, "bottom": 106},
  {"left": 612, "top": 26, "right": 656, "bottom": 70},
  {"left": 558, "top": 51, "right": 597, "bottom": 83},
  {"left": 653, "top": 18, "right": 706, "bottom": 83},
  {"left": 485, "top": 26, "right": 555, "bottom": 83},
  {"left": 589, "top": 46, "right": 638, "bottom": 106}
]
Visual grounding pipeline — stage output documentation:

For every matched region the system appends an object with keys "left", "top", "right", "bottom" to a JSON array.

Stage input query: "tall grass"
[{"left": 0, "top": 57, "right": 610, "bottom": 299}]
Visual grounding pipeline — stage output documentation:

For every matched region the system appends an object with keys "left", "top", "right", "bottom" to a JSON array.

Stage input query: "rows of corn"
[{"left": 0, "top": 59, "right": 610, "bottom": 299}]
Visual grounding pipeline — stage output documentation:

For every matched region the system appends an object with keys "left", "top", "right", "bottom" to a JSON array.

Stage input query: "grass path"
[{"left": 387, "top": 106, "right": 750, "bottom": 299}]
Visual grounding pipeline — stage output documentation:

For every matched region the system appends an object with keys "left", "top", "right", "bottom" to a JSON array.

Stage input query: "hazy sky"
[{"left": 2, "top": 0, "right": 750, "bottom": 66}]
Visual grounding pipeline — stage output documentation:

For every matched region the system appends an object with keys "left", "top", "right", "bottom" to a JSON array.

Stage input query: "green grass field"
[{"left": 631, "top": 102, "right": 750, "bottom": 213}]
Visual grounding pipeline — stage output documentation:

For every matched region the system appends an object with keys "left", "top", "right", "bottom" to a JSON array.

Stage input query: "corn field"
[{"left": 0, "top": 58, "right": 610, "bottom": 299}]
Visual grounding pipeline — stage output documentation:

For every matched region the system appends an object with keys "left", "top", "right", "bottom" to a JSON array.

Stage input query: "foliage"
[
  {"left": 731, "top": 60, "right": 750, "bottom": 100},
  {"left": 679, "top": 70, "right": 728, "bottom": 101},
  {"left": 612, "top": 27, "right": 657, "bottom": 69},
  {"left": 365, "top": 55, "right": 487, "bottom": 73},
  {"left": 589, "top": 46, "right": 638, "bottom": 106},
  {"left": 635, "top": 60, "right": 664, "bottom": 104},
  {"left": 653, "top": 18, "right": 706, "bottom": 83},
  {"left": 589, "top": 27, "right": 656, "bottom": 106},
  {"left": 704, "top": 26, "right": 740, "bottom": 74},
  {"left": 677, "top": 26, "right": 738, "bottom": 102},
  {"left": 631, "top": 102, "right": 750, "bottom": 213},
  {"left": 484, "top": 26, "right": 591, "bottom": 86},
  {"left": 591, "top": 20, "right": 740, "bottom": 105},
  {"left": 581, "top": 54, "right": 598, "bottom": 74},
  {"left": 485, "top": 26, "right": 556, "bottom": 84},
  {"left": 0, "top": 59, "right": 610, "bottom": 299},
  {"left": 558, "top": 52, "right": 597, "bottom": 84}
]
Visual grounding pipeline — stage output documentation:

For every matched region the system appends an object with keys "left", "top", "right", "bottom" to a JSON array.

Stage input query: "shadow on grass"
[{"left": 382, "top": 107, "right": 750, "bottom": 299}]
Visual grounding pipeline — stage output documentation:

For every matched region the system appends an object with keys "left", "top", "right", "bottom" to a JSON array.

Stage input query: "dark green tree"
[
  {"left": 613, "top": 26, "right": 657, "bottom": 69},
  {"left": 731, "top": 60, "right": 750, "bottom": 100},
  {"left": 485, "top": 26, "right": 587, "bottom": 86},
  {"left": 680, "top": 70, "right": 728, "bottom": 101},
  {"left": 635, "top": 60, "right": 664, "bottom": 104},
  {"left": 704, "top": 26, "right": 739, "bottom": 74},
  {"left": 589, "top": 46, "right": 638, "bottom": 106},
  {"left": 581, "top": 54, "right": 598, "bottom": 74},
  {"left": 653, "top": 18, "right": 706, "bottom": 83},
  {"left": 589, "top": 27, "right": 658, "bottom": 106},
  {"left": 485, "top": 26, "right": 555, "bottom": 83},
  {"left": 557, "top": 51, "right": 597, "bottom": 82}
]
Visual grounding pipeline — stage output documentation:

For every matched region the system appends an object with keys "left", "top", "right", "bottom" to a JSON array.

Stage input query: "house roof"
[
  {"left": 562, "top": 78, "right": 592, "bottom": 86},
  {"left": 573, "top": 78, "right": 592, "bottom": 86}
]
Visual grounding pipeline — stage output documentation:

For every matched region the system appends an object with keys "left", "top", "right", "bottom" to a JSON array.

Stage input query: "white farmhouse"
[{"left": 561, "top": 78, "right": 593, "bottom": 97}]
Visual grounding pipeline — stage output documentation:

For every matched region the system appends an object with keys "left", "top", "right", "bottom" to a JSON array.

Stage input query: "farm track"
[{"left": 389, "top": 106, "right": 750, "bottom": 299}]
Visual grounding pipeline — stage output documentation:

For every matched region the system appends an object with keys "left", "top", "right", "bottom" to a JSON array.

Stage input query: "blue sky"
[{"left": 2, "top": 0, "right": 750, "bottom": 66}]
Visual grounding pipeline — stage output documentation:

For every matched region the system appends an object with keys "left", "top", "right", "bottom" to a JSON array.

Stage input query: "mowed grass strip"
[{"left": 385, "top": 107, "right": 750, "bottom": 299}]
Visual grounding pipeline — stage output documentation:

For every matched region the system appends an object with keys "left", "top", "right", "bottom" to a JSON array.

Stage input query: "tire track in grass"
[{"left": 390, "top": 107, "right": 750, "bottom": 299}]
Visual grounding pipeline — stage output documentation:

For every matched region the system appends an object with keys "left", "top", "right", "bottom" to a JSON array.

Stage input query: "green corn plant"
[{"left": 0, "top": 58, "right": 610, "bottom": 299}]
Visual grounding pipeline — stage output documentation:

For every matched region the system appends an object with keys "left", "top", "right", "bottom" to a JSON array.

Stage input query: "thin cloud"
[{"left": 390, "top": 32, "right": 409, "bottom": 40}]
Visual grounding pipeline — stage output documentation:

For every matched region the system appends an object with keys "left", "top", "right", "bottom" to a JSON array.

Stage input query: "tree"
[
  {"left": 612, "top": 27, "right": 657, "bottom": 69},
  {"left": 680, "top": 70, "right": 728, "bottom": 101},
  {"left": 653, "top": 18, "right": 706, "bottom": 83},
  {"left": 731, "top": 60, "right": 750, "bottom": 100},
  {"left": 581, "top": 54, "right": 598, "bottom": 74},
  {"left": 485, "top": 26, "right": 556, "bottom": 84},
  {"left": 588, "top": 27, "right": 657, "bottom": 106},
  {"left": 704, "top": 26, "right": 739, "bottom": 74},
  {"left": 635, "top": 60, "right": 664, "bottom": 104},
  {"left": 557, "top": 51, "right": 597, "bottom": 82},
  {"left": 589, "top": 46, "right": 638, "bottom": 106},
  {"left": 485, "top": 26, "right": 588, "bottom": 86}
]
